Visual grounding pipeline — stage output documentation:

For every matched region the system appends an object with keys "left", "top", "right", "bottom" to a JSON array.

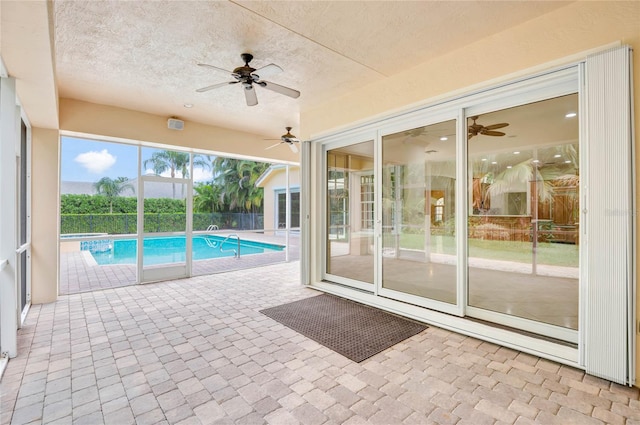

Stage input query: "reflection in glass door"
[
  {"left": 326, "top": 141, "right": 375, "bottom": 288},
  {"left": 380, "top": 120, "right": 458, "bottom": 309},
  {"left": 466, "top": 94, "right": 580, "bottom": 341}
]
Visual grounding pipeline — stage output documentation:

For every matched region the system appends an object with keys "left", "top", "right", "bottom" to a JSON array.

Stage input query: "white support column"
[
  {"left": 285, "top": 165, "right": 290, "bottom": 262},
  {"left": 0, "top": 76, "right": 18, "bottom": 359},
  {"left": 300, "top": 141, "right": 311, "bottom": 284}
]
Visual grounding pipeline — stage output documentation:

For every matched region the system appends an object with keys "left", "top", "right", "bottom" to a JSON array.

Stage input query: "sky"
[{"left": 61, "top": 137, "right": 214, "bottom": 183}]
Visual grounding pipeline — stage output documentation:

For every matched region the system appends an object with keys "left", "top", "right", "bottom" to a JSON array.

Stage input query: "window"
[{"left": 277, "top": 190, "right": 300, "bottom": 229}]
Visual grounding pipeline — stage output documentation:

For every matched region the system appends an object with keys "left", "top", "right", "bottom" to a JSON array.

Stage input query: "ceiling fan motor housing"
[{"left": 196, "top": 53, "right": 301, "bottom": 106}]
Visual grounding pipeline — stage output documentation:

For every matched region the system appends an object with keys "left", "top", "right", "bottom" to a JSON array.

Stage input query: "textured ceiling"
[{"left": 53, "top": 1, "right": 571, "bottom": 140}]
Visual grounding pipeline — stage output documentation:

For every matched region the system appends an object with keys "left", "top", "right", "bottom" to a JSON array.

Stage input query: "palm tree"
[
  {"left": 144, "top": 151, "right": 211, "bottom": 198},
  {"left": 93, "top": 176, "right": 134, "bottom": 213},
  {"left": 211, "top": 158, "right": 269, "bottom": 213},
  {"left": 193, "top": 182, "right": 225, "bottom": 213}
]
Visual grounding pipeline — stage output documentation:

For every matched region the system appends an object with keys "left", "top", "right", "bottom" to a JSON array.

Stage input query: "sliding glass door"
[
  {"left": 321, "top": 84, "right": 581, "bottom": 344},
  {"left": 379, "top": 120, "right": 459, "bottom": 313},
  {"left": 466, "top": 94, "right": 580, "bottom": 342},
  {"left": 325, "top": 140, "right": 375, "bottom": 289}
]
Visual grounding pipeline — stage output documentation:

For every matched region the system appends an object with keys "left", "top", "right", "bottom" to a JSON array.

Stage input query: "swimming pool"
[{"left": 89, "top": 235, "right": 284, "bottom": 265}]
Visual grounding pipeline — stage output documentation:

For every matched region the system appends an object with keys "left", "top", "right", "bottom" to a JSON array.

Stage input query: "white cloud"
[{"left": 75, "top": 149, "right": 116, "bottom": 174}]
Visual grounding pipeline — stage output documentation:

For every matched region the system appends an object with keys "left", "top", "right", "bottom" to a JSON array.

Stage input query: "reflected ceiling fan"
[
  {"left": 196, "top": 53, "right": 300, "bottom": 106},
  {"left": 468, "top": 116, "right": 509, "bottom": 139},
  {"left": 265, "top": 127, "right": 300, "bottom": 153}
]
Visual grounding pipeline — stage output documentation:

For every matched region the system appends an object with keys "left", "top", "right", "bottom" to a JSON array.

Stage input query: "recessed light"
[
  {"left": 513, "top": 151, "right": 520, "bottom": 155},
  {"left": 184, "top": 103, "right": 194, "bottom": 108},
  {"left": 491, "top": 161, "right": 497, "bottom": 164},
  {"left": 440, "top": 136, "right": 448, "bottom": 141},
  {"left": 565, "top": 160, "right": 572, "bottom": 164},
  {"left": 532, "top": 159, "right": 540, "bottom": 163},
  {"left": 481, "top": 158, "right": 487, "bottom": 161},
  {"left": 554, "top": 154, "right": 562, "bottom": 158},
  {"left": 507, "top": 166, "right": 513, "bottom": 169},
  {"left": 565, "top": 112, "right": 577, "bottom": 118}
]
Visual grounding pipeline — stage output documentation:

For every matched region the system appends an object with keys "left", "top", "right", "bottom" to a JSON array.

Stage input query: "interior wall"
[
  {"left": 31, "top": 127, "right": 59, "bottom": 304},
  {"left": 299, "top": 0, "right": 640, "bottom": 383},
  {"left": 59, "top": 98, "right": 299, "bottom": 163}
]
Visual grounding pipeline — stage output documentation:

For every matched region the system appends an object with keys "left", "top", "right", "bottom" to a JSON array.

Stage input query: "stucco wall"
[
  {"left": 31, "top": 128, "right": 59, "bottom": 304},
  {"left": 299, "top": 1, "right": 640, "bottom": 383}
]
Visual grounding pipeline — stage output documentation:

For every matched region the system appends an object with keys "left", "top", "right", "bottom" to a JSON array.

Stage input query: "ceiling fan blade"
[
  {"left": 259, "top": 80, "right": 301, "bottom": 98},
  {"left": 197, "top": 63, "right": 233, "bottom": 74},
  {"left": 289, "top": 142, "right": 299, "bottom": 153},
  {"left": 244, "top": 86, "right": 258, "bottom": 106},
  {"left": 482, "top": 130, "right": 506, "bottom": 137},
  {"left": 252, "top": 64, "right": 283, "bottom": 79},
  {"left": 484, "top": 123, "right": 509, "bottom": 130},
  {"left": 196, "top": 81, "right": 238, "bottom": 93},
  {"left": 265, "top": 142, "right": 282, "bottom": 150}
]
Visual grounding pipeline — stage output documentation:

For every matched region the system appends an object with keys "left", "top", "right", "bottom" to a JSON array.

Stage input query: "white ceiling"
[{"left": 53, "top": 1, "right": 572, "bottom": 140}]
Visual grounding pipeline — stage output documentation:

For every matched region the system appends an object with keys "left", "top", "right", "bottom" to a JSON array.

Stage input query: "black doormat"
[{"left": 260, "top": 294, "right": 427, "bottom": 363}]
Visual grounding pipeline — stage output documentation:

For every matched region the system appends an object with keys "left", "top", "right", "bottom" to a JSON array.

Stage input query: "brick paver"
[{"left": 2, "top": 260, "right": 639, "bottom": 424}]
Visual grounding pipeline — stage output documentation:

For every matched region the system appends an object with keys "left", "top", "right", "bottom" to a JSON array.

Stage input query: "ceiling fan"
[
  {"left": 196, "top": 53, "right": 300, "bottom": 106},
  {"left": 265, "top": 127, "right": 300, "bottom": 153},
  {"left": 468, "top": 116, "right": 509, "bottom": 139}
]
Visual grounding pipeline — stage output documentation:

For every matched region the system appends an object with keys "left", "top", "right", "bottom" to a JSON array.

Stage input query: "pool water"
[{"left": 89, "top": 235, "right": 284, "bottom": 265}]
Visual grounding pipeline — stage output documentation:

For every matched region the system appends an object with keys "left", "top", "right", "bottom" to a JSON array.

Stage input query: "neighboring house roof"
[
  {"left": 255, "top": 164, "right": 300, "bottom": 188},
  {"left": 60, "top": 181, "right": 97, "bottom": 195},
  {"left": 61, "top": 178, "right": 193, "bottom": 199}
]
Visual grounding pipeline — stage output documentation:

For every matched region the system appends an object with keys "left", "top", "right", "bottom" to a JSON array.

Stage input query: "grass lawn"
[{"left": 394, "top": 233, "right": 579, "bottom": 267}]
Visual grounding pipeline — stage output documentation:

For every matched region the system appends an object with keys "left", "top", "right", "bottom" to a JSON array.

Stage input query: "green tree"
[
  {"left": 93, "top": 177, "right": 134, "bottom": 213},
  {"left": 194, "top": 182, "right": 225, "bottom": 213},
  {"left": 211, "top": 158, "right": 269, "bottom": 213}
]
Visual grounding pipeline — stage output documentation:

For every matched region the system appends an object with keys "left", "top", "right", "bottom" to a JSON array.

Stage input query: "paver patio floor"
[{"left": 2, "top": 261, "right": 639, "bottom": 425}]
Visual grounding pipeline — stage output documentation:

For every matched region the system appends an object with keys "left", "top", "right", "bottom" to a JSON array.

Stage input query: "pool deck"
[{"left": 60, "top": 233, "right": 300, "bottom": 295}]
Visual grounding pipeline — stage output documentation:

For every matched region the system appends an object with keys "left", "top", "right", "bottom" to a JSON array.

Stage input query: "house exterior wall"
[
  {"left": 299, "top": 1, "right": 640, "bottom": 383},
  {"left": 260, "top": 167, "right": 300, "bottom": 233}
]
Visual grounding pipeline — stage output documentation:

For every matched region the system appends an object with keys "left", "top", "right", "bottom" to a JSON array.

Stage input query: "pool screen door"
[{"left": 139, "top": 169, "right": 192, "bottom": 283}]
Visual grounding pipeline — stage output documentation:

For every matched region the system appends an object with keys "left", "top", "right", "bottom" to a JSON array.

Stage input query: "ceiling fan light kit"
[{"left": 197, "top": 53, "right": 300, "bottom": 107}]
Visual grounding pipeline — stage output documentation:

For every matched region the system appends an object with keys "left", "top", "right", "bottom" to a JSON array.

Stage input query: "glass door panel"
[
  {"left": 466, "top": 94, "right": 580, "bottom": 341},
  {"left": 141, "top": 178, "right": 188, "bottom": 281},
  {"left": 381, "top": 121, "right": 457, "bottom": 306},
  {"left": 326, "top": 141, "right": 375, "bottom": 287},
  {"left": 141, "top": 147, "right": 191, "bottom": 282}
]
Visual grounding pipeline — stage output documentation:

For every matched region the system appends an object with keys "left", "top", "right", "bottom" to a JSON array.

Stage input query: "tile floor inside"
[{"left": 1, "top": 261, "right": 639, "bottom": 425}]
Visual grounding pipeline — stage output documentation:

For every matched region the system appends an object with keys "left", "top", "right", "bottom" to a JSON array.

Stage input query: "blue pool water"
[{"left": 89, "top": 235, "right": 284, "bottom": 265}]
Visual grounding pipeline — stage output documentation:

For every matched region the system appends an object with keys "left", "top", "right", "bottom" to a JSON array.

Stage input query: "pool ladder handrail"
[
  {"left": 204, "top": 225, "right": 221, "bottom": 248},
  {"left": 220, "top": 233, "right": 240, "bottom": 258}
]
